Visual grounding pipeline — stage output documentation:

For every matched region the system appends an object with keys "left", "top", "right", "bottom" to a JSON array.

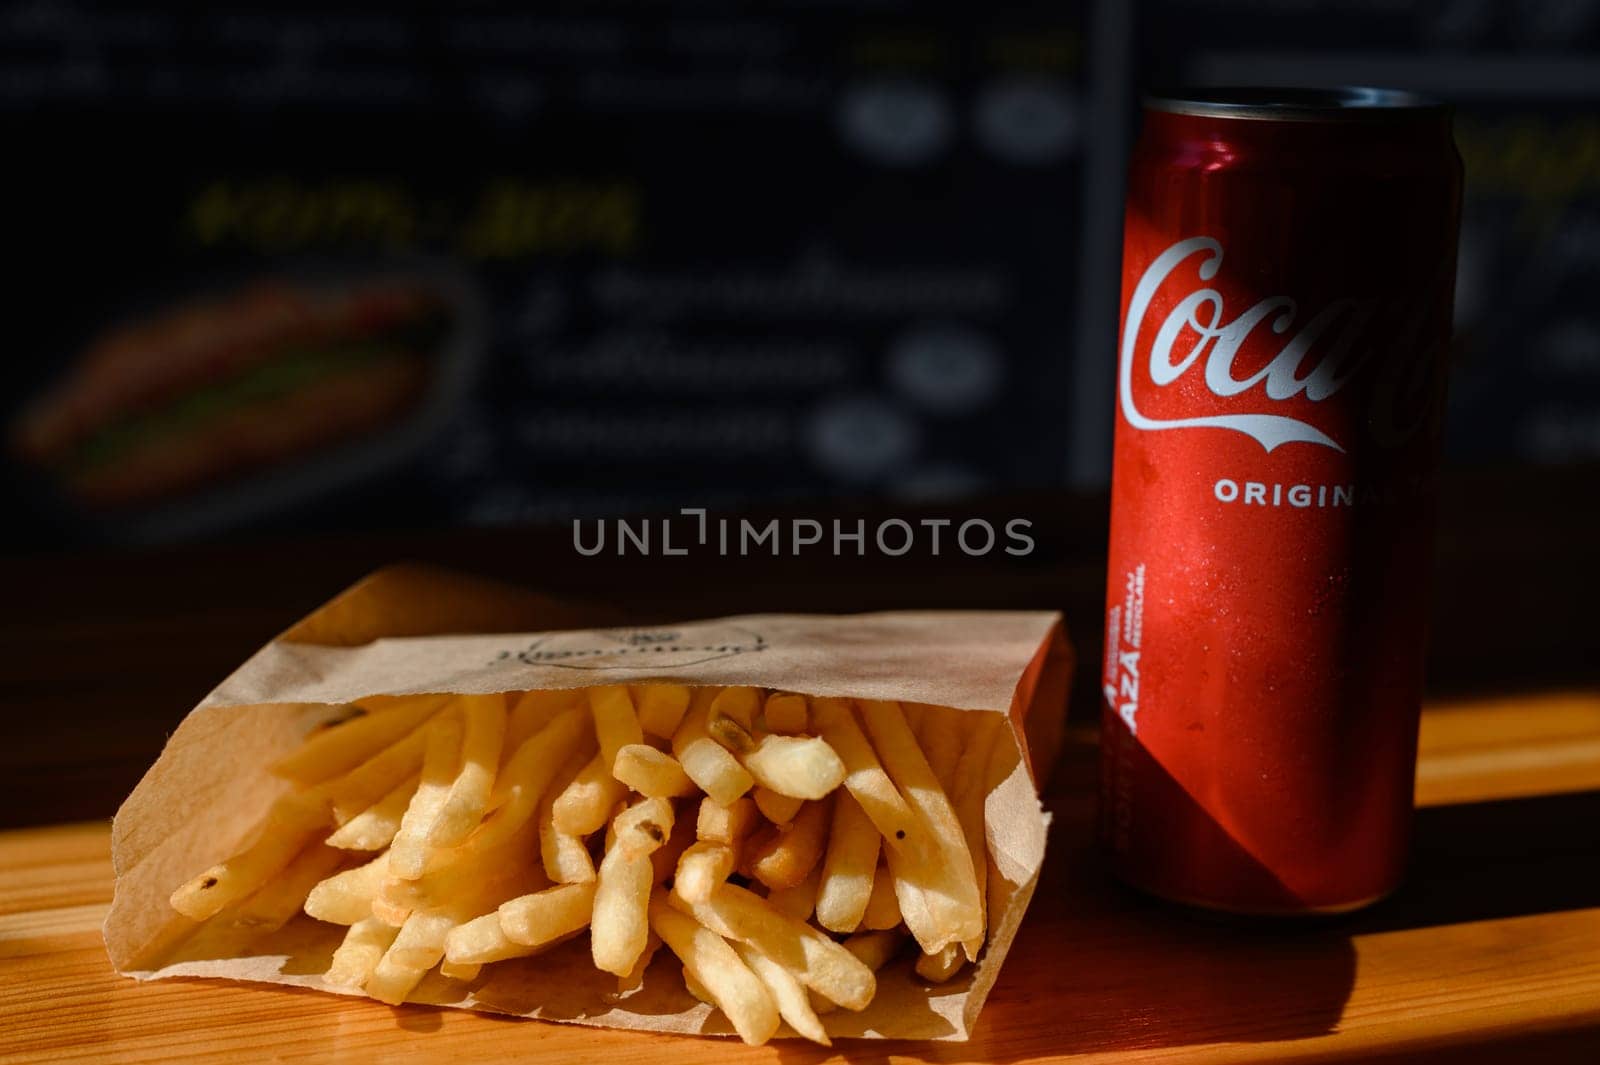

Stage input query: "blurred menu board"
[
  {"left": 0, "top": 1, "right": 1094, "bottom": 546},
  {"left": 1138, "top": 0, "right": 1600, "bottom": 468},
  {"left": 4, "top": 1, "right": 1594, "bottom": 549}
]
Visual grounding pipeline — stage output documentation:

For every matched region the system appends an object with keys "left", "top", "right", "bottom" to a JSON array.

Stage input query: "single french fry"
[
  {"left": 753, "top": 786, "right": 803, "bottom": 826},
  {"left": 734, "top": 941, "right": 831, "bottom": 1047},
  {"left": 915, "top": 943, "right": 967, "bottom": 983},
  {"left": 497, "top": 881, "right": 597, "bottom": 947},
  {"left": 613, "top": 743, "right": 697, "bottom": 798},
  {"left": 305, "top": 851, "right": 388, "bottom": 925},
  {"left": 765, "top": 864, "right": 820, "bottom": 924},
  {"left": 674, "top": 689, "right": 755, "bottom": 805},
  {"left": 611, "top": 796, "right": 676, "bottom": 855},
  {"left": 674, "top": 842, "right": 735, "bottom": 904},
  {"left": 674, "top": 882, "right": 875, "bottom": 1012},
  {"left": 439, "top": 959, "right": 482, "bottom": 982},
  {"left": 762, "top": 692, "right": 808, "bottom": 735},
  {"left": 951, "top": 712, "right": 1004, "bottom": 959},
  {"left": 539, "top": 750, "right": 598, "bottom": 885},
  {"left": 696, "top": 796, "right": 759, "bottom": 849},
  {"left": 589, "top": 685, "right": 644, "bottom": 771},
  {"left": 592, "top": 845, "right": 654, "bottom": 976},
  {"left": 634, "top": 684, "right": 692, "bottom": 740},
  {"left": 426, "top": 694, "right": 507, "bottom": 849},
  {"left": 744, "top": 796, "right": 831, "bottom": 890},
  {"left": 386, "top": 710, "right": 465, "bottom": 879},
  {"left": 325, "top": 772, "right": 419, "bottom": 851},
  {"left": 552, "top": 752, "right": 630, "bottom": 836},
  {"left": 816, "top": 790, "right": 879, "bottom": 933},
  {"left": 859, "top": 699, "right": 982, "bottom": 952},
  {"left": 743, "top": 735, "right": 846, "bottom": 800},
  {"left": 861, "top": 859, "right": 902, "bottom": 931},
  {"left": 271, "top": 695, "right": 448, "bottom": 785},
  {"left": 809, "top": 698, "right": 919, "bottom": 850},
  {"left": 169, "top": 793, "right": 328, "bottom": 920},
  {"left": 364, "top": 951, "right": 428, "bottom": 1005},
  {"left": 592, "top": 797, "right": 675, "bottom": 975},
  {"left": 650, "top": 898, "right": 780, "bottom": 1047},
  {"left": 326, "top": 916, "right": 400, "bottom": 988}
]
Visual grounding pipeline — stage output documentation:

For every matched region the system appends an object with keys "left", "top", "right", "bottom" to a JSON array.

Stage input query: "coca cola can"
[{"left": 1099, "top": 87, "right": 1463, "bottom": 914}]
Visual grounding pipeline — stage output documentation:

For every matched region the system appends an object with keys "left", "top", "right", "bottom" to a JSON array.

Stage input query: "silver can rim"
[{"left": 1146, "top": 85, "right": 1449, "bottom": 122}]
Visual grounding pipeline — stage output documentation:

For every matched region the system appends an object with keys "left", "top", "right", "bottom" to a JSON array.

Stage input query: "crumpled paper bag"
[{"left": 106, "top": 564, "right": 1073, "bottom": 1041}]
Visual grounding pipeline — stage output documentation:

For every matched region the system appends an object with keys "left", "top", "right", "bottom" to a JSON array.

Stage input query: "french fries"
[
  {"left": 859, "top": 699, "right": 983, "bottom": 954},
  {"left": 634, "top": 683, "right": 692, "bottom": 740},
  {"left": 672, "top": 882, "right": 876, "bottom": 1011},
  {"left": 425, "top": 693, "right": 506, "bottom": 849},
  {"left": 675, "top": 841, "right": 736, "bottom": 904},
  {"left": 650, "top": 899, "right": 779, "bottom": 1047},
  {"left": 304, "top": 852, "right": 388, "bottom": 925},
  {"left": 752, "top": 786, "right": 803, "bottom": 826},
  {"left": 327, "top": 917, "right": 400, "bottom": 988},
  {"left": 168, "top": 792, "right": 329, "bottom": 920},
  {"left": 539, "top": 752, "right": 598, "bottom": 885},
  {"left": 744, "top": 796, "right": 831, "bottom": 890},
  {"left": 168, "top": 685, "right": 1009, "bottom": 1046},
  {"left": 497, "top": 881, "right": 597, "bottom": 948},
  {"left": 742, "top": 736, "right": 846, "bottom": 800},
  {"left": 613, "top": 744, "right": 698, "bottom": 798},
  {"left": 386, "top": 711, "right": 466, "bottom": 878},
  {"left": 735, "top": 941, "right": 830, "bottom": 1046},
  {"left": 271, "top": 696, "right": 449, "bottom": 785},
  {"left": 673, "top": 689, "right": 755, "bottom": 805},
  {"left": 325, "top": 773, "right": 419, "bottom": 851},
  {"left": 861, "top": 859, "right": 904, "bottom": 930},
  {"left": 553, "top": 752, "right": 630, "bottom": 836},
  {"left": 816, "top": 791, "right": 879, "bottom": 933},
  {"left": 589, "top": 685, "right": 644, "bottom": 771},
  {"left": 762, "top": 692, "right": 808, "bottom": 735}
]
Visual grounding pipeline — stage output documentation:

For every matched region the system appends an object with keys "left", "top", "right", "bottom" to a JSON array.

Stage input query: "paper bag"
[{"left": 106, "top": 565, "right": 1073, "bottom": 1041}]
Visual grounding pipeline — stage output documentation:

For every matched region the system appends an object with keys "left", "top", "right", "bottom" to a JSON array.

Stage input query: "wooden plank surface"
[{"left": 3, "top": 694, "right": 1597, "bottom": 1065}]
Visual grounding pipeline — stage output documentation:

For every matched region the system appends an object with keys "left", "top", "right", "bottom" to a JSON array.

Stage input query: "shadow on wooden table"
[
  {"left": 790, "top": 755, "right": 1600, "bottom": 1063},
  {"left": 1351, "top": 789, "right": 1600, "bottom": 935},
  {"left": 804, "top": 737, "right": 1366, "bottom": 1064}
]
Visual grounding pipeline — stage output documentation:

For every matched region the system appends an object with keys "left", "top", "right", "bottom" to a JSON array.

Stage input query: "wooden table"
[{"left": 5, "top": 692, "right": 1598, "bottom": 1064}]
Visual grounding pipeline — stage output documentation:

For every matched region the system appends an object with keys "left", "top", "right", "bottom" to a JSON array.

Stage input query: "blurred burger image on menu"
[{"left": 8, "top": 269, "right": 483, "bottom": 540}]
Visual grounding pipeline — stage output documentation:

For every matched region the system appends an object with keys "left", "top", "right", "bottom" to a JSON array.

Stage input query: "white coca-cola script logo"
[{"left": 1121, "top": 236, "right": 1396, "bottom": 453}]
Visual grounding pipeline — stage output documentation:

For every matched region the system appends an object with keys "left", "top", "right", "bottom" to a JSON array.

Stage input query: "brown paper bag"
[{"left": 106, "top": 565, "right": 1073, "bottom": 1041}]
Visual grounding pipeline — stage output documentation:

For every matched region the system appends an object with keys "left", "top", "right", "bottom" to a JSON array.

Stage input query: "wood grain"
[{"left": 3, "top": 696, "right": 1597, "bottom": 1064}]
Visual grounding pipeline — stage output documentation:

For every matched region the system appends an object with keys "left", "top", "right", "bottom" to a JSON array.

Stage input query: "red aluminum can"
[{"left": 1098, "top": 87, "right": 1463, "bottom": 914}]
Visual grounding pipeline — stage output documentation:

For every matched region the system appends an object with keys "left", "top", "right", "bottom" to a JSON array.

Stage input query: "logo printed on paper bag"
[{"left": 497, "top": 623, "right": 768, "bottom": 670}]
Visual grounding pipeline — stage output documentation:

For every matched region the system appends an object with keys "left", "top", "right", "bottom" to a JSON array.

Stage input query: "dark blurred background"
[
  {"left": 0, "top": 0, "right": 1598, "bottom": 831},
  {"left": 1, "top": 0, "right": 1597, "bottom": 549}
]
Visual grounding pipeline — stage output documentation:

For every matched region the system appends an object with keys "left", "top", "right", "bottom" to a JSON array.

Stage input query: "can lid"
[{"left": 1145, "top": 86, "right": 1448, "bottom": 122}]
